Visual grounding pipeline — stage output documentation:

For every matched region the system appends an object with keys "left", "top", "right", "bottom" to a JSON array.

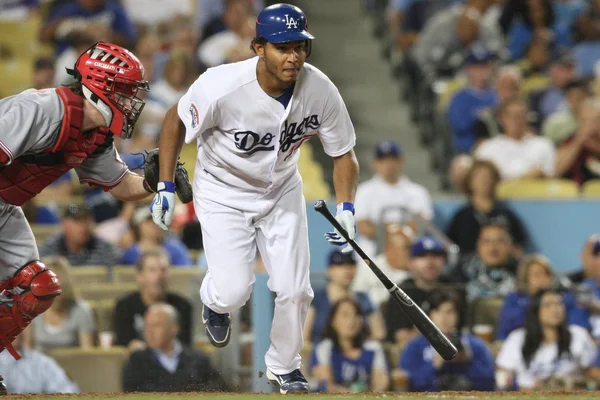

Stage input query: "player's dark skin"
[{"left": 253, "top": 40, "right": 307, "bottom": 97}]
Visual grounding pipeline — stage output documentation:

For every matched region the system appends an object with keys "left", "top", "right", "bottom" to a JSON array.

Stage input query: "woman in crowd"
[
  {"left": 399, "top": 290, "right": 495, "bottom": 392},
  {"left": 496, "top": 287, "right": 597, "bottom": 390},
  {"left": 446, "top": 159, "right": 527, "bottom": 255},
  {"left": 23, "top": 257, "right": 96, "bottom": 350},
  {"left": 310, "top": 298, "right": 389, "bottom": 393},
  {"left": 496, "top": 254, "right": 591, "bottom": 342}
]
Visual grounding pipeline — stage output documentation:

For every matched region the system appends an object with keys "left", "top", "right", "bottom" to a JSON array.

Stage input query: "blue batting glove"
[
  {"left": 150, "top": 181, "right": 176, "bottom": 231},
  {"left": 325, "top": 202, "right": 356, "bottom": 253}
]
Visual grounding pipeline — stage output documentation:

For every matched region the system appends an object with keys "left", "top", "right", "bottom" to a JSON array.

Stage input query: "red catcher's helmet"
[{"left": 67, "top": 41, "right": 149, "bottom": 139}]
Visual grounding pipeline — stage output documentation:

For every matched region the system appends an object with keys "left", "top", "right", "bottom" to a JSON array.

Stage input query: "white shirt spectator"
[
  {"left": 0, "top": 348, "right": 80, "bottom": 393},
  {"left": 475, "top": 134, "right": 556, "bottom": 179},
  {"left": 352, "top": 253, "right": 410, "bottom": 307},
  {"left": 197, "top": 31, "right": 243, "bottom": 68},
  {"left": 496, "top": 325, "right": 597, "bottom": 389},
  {"left": 148, "top": 80, "right": 187, "bottom": 110},
  {"left": 122, "top": 0, "right": 191, "bottom": 26}
]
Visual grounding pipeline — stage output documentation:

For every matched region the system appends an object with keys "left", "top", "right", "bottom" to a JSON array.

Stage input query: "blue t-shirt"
[
  {"left": 310, "top": 338, "right": 388, "bottom": 391},
  {"left": 582, "top": 279, "right": 600, "bottom": 339},
  {"left": 496, "top": 291, "right": 591, "bottom": 341},
  {"left": 399, "top": 334, "right": 495, "bottom": 391},
  {"left": 46, "top": 2, "right": 136, "bottom": 54},
  {"left": 120, "top": 238, "right": 193, "bottom": 266},
  {"left": 447, "top": 87, "right": 497, "bottom": 152},
  {"left": 310, "top": 287, "right": 375, "bottom": 344}
]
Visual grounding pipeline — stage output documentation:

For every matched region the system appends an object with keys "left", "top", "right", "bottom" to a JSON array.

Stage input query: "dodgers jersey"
[{"left": 177, "top": 56, "right": 356, "bottom": 191}]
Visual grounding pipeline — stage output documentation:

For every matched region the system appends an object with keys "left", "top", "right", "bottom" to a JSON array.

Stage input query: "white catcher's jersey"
[{"left": 177, "top": 56, "right": 356, "bottom": 191}]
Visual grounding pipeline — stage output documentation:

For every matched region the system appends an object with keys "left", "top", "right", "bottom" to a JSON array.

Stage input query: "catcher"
[{"left": 0, "top": 42, "right": 191, "bottom": 394}]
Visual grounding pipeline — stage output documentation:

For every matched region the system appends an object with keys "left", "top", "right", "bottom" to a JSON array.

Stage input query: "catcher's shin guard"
[{"left": 0, "top": 261, "right": 62, "bottom": 359}]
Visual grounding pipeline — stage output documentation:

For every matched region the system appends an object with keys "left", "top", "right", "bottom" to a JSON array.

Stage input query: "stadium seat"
[
  {"left": 70, "top": 266, "right": 109, "bottom": 284},
  {"left": 31, "top": 224, "right": 60, "bottom": 245},
  {"left": 581, "top": 180, "right": 600, "bottom": 198},
  {"left": 88, "top": 299, "right": 116, "bottom": 332},
  {"left": 496, "top": 179, "right": 579, "bottom": 199},
  {"left": 169, "top": 268, "right": 204, "bottom": 299},
  {"left": 45, "top": 347, "right": 129, "bottom": 393},
  {"left": 111, "top": 265, "right": 137, "bottom": 283},
  {"left": 468, "top": 297, "right": 504, "bottom": 334},
  {"left": 78, "top": 282, "right": 138, "bottom": 302}
]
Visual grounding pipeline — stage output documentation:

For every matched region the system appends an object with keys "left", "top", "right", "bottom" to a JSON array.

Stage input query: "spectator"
[
  {"left": 574, "top": 238, "right": 600, "bottom": 340},
  {"left": 474, "top": 64, "right": 523, "bottom": 142},
  {"left": 555, "top": 98, "right": 600, "bottom": 185},
  {"left": 120, "top": 207, "right": 193, "bottom": 267},
  {"left": 0, "top": 335, "right": 79, "bottom": 394},
  {"left": 122, "top": 303, "right": 229, "bottom": 392},
  {"left": 543, "top": 79, "right": 593, "bottom": 145},
  {"left": 382, "top": 236, "right": 457, "bottom": 345},
  {"left": 310, "top": 298, "right": 390, "bottom": 393},
  {"left": 355, "top": 140, "right": 433, "bottom": 256},
  {"left": 39, "top": 0, "right": 136, "bottom": 55},
  {"left": 304, "top": 249, "right": 386, "bottom": 344},
  {"left": 572, "top": 0, "right": 600, "bottom": 77},
  {"left": 528, "top": 50, "right": 577, "bottom": 129},
  {"left": 399, "top": 290, "right": 495, "bottom": 391},
  {"left": 23, "top": 256, "right": 96, "bottom": 350},
  {"left": 53, "top": 33, "right": 97, "bottom": 86},
  {"left": 199, "top": 0, "right": 252, "bottom": 44},
  {"left": 496, "top": 288, "right": 597, "bottom": 390},
  {"left": 32, "top": 57, "right": 55, "bottom": 90},
  {"left": 0, "top": 0, "right": 39, "bottom": 21},
  {"left": 567, "top": 233, "right": 600, "bottom": 285},
  {"left": 198, "top": 14, "right": 256, "bottom": 68},
  {"left": 449, "top": 221, "right": 517, "bottom": 301},
  {"left": 121, "top": 0, "right": 191, "bottom": 35},
  {"left": 475, "top": 97, "right": 556, "bottom": 180},
  {"left": 114, "top": 249, "right": 194, "bottom": 350},
  {"left": 410, "top": 0, "right": 503, "bottom": 82},
  {"left": 496, "top": 254, "right": 591, "bottom": 342},
  {"left": 446, "top": 160, "right": 527, "bottom": 255},
  {"left": 353, "top": 224, "right": 414, "bottom": 308},
  {"left": 39, "top": 203, "right": 120, "bottom": 267},
  {"left": 447, "top": 46, "right": 498, "bottom": 153},
  {"left": 148, "top": 51, "right": 196, "bottom": 109}
]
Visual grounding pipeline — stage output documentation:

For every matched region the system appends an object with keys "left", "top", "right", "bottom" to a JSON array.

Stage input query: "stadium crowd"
[{"left": 0, "top": 0, "right": 600, "bottom": 395}]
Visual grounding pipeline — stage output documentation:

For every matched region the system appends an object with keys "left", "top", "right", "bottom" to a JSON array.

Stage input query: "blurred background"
[{"left": 2, "top": 0, "right": 600, "bottom": 395}]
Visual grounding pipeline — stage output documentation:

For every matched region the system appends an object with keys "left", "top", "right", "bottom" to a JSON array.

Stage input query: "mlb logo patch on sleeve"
[{"left": 190, "top": 103, "right": 199, "bottom": 129}]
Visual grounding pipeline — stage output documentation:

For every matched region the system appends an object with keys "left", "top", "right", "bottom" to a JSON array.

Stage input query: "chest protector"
[{"left": 0, "top": 87, "right": 111, "bottom": 206}]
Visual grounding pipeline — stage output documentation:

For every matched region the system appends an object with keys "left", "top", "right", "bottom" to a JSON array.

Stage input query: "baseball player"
[
  {"left": 151, "top": 3, "right": 359, "bottom": 394},
  {"left": 0, "top": 42, "right": 155, "bottom": 394}
]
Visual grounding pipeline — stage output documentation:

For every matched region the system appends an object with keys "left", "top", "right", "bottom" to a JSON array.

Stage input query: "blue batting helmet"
[{"left": 256, "top": 3, "right": 315, "bottom": 44}]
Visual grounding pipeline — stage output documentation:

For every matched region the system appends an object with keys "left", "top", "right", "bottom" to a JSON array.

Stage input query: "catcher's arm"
[
  {"left": 158, "top": 104, "right": 186, "bottom": 183},
  {"left": 110, "top": 172, "right": 153, "bottom": 201}
]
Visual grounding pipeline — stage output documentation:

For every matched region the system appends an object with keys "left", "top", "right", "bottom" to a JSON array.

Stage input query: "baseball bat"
[{"left": 314, "top": 200, "right": 457, "bottom": 360}]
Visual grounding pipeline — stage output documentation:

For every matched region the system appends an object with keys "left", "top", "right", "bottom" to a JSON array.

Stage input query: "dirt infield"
[{"left": 3, "top": 391, "right": 600, "bottom": 400}]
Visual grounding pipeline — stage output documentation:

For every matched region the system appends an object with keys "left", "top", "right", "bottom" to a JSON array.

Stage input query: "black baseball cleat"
[
  {"left": 267, "top": 369, "right": 310, "bottom": 394},
  {"left": 0, "top": 374, "right": 7, "bottom": 395},
  {"left": 202, "top": 305, "right": 231, "bottom": 348}
]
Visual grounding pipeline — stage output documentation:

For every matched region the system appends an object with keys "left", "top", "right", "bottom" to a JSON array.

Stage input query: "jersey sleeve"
[
  {"left": 317, "top": 81, "right": 356, "bottom": 157},
  {"left": 177, "top": 77, "right": 217, "bottom": 144},
  {"left": 74, "top": 142, "right": 129, "bottom": 190},
  {"left": 0, "top": 96, "right": 62, "bottom": 166}
]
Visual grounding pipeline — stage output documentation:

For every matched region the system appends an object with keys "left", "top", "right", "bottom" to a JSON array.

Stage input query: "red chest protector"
[{"left": 0, "top": 87, "right": 111, "bottom": 206}]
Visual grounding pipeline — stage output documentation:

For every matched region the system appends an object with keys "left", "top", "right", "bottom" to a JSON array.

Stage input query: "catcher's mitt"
[{"left": 143, "top": 148, "right": 193, "bottom": 204}]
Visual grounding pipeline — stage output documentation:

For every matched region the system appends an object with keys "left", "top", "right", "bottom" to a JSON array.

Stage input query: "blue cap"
[
  {"left": 588, "top": 234, "right": 600, "bottom": 256},
  {"left": 256, "top": 3, "right": 314, "bottom": 44},
  {"left": 464, "top": 46, "right": 495, "bottom": 65},
  {"left": 327, "top": 249, "right": 356, "bottom": 266},
  {"left": 411, "top": 236, "right": 446, "bottom": 258},
  {"left": 375, "top": 140, "right": 402, "bottom": 159}
]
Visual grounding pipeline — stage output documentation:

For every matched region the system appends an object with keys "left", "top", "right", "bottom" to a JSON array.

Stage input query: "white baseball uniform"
[{"left": 178, "top": 56, "right": 356, "bottom": 374}]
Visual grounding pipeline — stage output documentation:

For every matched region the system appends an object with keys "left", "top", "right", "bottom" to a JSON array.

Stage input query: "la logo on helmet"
[{"left": 284, "top": 14, "right": 298, "bottom": 29}]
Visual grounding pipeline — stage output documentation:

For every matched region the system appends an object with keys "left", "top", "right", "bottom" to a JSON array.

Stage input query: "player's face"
[
  {"left": 262, "top": 41, "right": 307, "bottom": 84},
  {"left": 429, "top": 301, "right": 458, "bottom": 334},
  {"left": 538, "top": 292, "right": 565, "bottom": 328},
  {"left": 327, "top": 263, "right": 357, "bottom": 287},
  {"left": 333, "top": 301, "right": 362, "bottom": 339}
]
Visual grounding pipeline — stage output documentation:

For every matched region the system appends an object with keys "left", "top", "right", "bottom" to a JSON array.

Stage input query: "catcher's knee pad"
[{"left": 0, "top": 261, "right": 62, "bottom": 359}]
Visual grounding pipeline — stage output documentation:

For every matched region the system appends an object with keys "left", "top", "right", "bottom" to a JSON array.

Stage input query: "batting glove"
[
  {"left": 150, "top": 181, "right": 176, "bottom": 231},
  {"left": 325, "top": 202, "right": 356, "bottom": 253}
]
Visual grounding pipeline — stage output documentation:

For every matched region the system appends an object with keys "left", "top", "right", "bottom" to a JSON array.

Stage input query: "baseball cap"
[
  {"left": 327, "top": 249, "right": 356, "bottom": 266},
  {"left": 374, "top": 140, "right": 402, "bottom": 159},
  {"left": 62, "top": 203, "right": 92, "bottom": 219},
  {"left": 587, "top": 234, "right": 600, "bottom": 256},
  {"left": 464, "top": 46, "right": 495, "bottom": 66},
  {"left": 411, "top": 236, "right": 446, "bottom": 258}
]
